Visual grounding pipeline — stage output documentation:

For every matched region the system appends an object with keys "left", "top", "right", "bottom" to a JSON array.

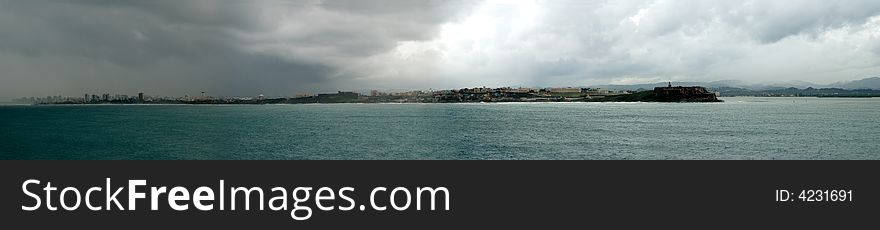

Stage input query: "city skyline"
[
  {"left": 8, "top": 75, "right": 880, "bottom": 103},
  {"left": 2, "top": 0, "right": 880, "bottom": 101}
]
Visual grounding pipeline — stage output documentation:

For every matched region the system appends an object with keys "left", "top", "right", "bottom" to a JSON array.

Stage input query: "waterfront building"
[
  {"left": 653, "top": 82, "right": 719, "bottom": 101},
  {"left": 654, "top": 82, "right": 712, "bottom": 96},
  {"left": 549, "top": 87, "right": 582, "bottom": 97}
]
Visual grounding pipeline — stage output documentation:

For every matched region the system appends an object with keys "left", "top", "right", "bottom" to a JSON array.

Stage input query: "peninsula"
[{"left": 19, "top": 83, "right": 722, "bottom": 105}]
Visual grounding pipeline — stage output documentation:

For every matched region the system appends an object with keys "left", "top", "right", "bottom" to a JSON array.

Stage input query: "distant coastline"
[
  {"left": 15, "top": 77, "right": 880, "bottom": 105},
  {"left": 16, "top": 83, "right": 880, "bottom": 105},
  {"left": 16, "top": 84, "right": 727, "bottom": 105}
]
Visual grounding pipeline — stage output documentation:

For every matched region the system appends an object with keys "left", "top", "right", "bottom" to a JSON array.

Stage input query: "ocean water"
[{"left": 1, "top": 97, "right": 878, "bottom": 160}]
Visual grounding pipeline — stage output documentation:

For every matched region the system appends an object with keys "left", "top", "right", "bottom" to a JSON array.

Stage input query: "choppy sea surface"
[{"left": 1, "top": 97, "right": 878, "bottom": 160}]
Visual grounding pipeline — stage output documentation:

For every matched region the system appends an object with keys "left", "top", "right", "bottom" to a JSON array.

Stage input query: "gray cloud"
[
  {"left": 1, "top": 0, "right": 879, "bottom": 100},
  {"left": 385, "top": 0, "right": 880, "bottom": 88},
  {"left": 0, "top": 0, "right": 472, "bottom": 99}
]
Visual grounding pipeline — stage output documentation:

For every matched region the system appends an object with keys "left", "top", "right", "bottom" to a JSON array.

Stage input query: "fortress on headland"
[{"left": 653, "top": 82, "right": 721, "bottom": 102}]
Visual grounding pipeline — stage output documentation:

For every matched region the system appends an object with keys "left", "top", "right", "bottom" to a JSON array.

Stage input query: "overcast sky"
[{"left": 2, "top": 0, "right": 880, "bottom": 99}]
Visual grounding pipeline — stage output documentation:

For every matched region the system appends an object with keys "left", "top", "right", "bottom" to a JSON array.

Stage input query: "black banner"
[{"left": 0, "top": 161, "right": 875, "bottom": 229}]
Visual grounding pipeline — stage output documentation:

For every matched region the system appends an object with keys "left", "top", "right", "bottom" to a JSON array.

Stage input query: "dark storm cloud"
[
  {"left": 0, "top": 0, "right": 471, "bottom": 99},
  {"left": 0, "top": 1, "right": 256, "bottom": 63}
]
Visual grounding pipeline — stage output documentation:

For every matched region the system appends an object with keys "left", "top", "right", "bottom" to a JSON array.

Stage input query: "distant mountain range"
[
  {"left": 594, "top": 77, "right": 880, "bottom": 91},
  {"left": 829, "top": 77, "right": 880, "bottom": 89}
]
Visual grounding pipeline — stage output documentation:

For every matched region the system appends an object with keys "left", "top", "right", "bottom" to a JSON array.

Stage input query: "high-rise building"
[{"left": 138, "top": 92, "right": 144, "bottom": 101}]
